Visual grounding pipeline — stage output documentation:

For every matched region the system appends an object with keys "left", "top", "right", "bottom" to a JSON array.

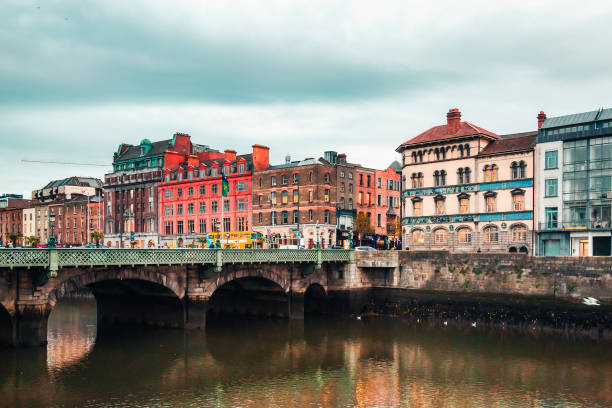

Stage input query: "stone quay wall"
[{"left": 339, "top": 251, "right": 612, "bottom": 336}]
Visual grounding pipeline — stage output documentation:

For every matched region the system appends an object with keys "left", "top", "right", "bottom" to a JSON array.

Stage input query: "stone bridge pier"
[{"left": 0, "top": 249, "right": 353, "bottom": 347}]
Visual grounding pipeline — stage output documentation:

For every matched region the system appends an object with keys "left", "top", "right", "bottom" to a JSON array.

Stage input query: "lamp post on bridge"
[
  {"left": 47, "top": 214, "right": 57, "bottom": 248},
  {"left": 315, "top": 221, "right": 320, "bottom": 249}
]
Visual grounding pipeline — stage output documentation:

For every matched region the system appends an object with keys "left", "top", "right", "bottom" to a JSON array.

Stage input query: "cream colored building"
[
  {"left": 22, "top": 207, "right": 36, "bottom": 242},
  {"left": 397, "top": 108, "right": 536, "bottom": 253}
]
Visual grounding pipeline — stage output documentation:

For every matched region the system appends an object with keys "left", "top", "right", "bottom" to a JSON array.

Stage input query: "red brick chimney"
[
  {"left": 447, "top": 108, "right": 461, "bottom": 134},
  {"left": 252, "top": 144, "right": 270, "bottom": 171},
  {"left": 224, "top": 149, "right": 237, "bottom": 162},
  {"left": 537, "top": 111, "right": 547, "bottom": 129}
]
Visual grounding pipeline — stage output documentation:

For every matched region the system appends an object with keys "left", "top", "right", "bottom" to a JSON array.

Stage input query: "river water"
[{"left": 1, "top": 297, "right": 611, "bottom": 407}]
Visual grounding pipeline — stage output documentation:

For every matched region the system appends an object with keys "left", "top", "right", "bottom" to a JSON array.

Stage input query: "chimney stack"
[
  {"left": 446, "top": 108, "right": 461, "bottom": 134},
  {"left": 537, "top": 111, "right": 547, "bottom": 129},
  {"left": 224, "top": 149, "right": 237, "bottom": 162},
  {"left": 252, "top": 144, "right": 270, "bottom": 171}
]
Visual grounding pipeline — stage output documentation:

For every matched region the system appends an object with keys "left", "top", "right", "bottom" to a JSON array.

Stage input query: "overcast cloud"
[{"left": 2, "top": 0, "right": 612, "bottom": 196}]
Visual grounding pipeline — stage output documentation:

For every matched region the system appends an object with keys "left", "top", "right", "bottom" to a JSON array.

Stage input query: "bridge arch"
[
  {"left": 304, "top": 283, "right": 328, "bottom": 315},
  {"left": 47, "top": 268, "right": 187, "bottom": 331},
  {"left": 203, "top": 267, "right": 291, "bottom": 298},
  {"left": 48, "top": 268, "right": 184, "bottom": 308}
]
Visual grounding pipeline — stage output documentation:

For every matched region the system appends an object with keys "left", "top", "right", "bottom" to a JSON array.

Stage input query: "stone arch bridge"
[{"left": 0, "top": 248, "right": 354, "bottom": 347}]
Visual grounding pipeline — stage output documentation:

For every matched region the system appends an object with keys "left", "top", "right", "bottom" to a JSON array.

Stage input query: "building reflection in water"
[
  {"left": 2, "top": 303, "right": 611, "bottom": 407},
  {"left": 46, "top": 296, "right": 97, "bottom": 374}
]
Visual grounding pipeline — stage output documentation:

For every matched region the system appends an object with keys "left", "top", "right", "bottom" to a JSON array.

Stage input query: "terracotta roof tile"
[{"left": 399, "top": 121, "right": 498, "bottom": 148}]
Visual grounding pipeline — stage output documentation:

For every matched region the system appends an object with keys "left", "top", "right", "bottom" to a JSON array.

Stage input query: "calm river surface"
[{"left": 1, "top": 297, "right": 611, "bottom": 407}]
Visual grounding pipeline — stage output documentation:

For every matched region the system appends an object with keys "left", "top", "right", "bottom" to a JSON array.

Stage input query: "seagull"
[
  {"left": 583, "top": 297, "right": 601, "bottom": 306},
  {"left": 471, "top": 322, "right": 477, "bottom": 327},
  {"left": 356, "top": 315, "right": 362, "bottom": 320}
]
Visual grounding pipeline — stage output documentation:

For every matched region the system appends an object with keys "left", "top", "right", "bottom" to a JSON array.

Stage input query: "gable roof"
[
  {"left": 116, "top": 139, "right": 171, "bottom": 161},
  {"left": 398, "top": 121, "right": 498, "bottom": 149},
  {"left": 479, "top": 131, "right": 536, "bottom": 156},
  {"left": 42, "top": 176, "right": 103, "bottom": 189}
]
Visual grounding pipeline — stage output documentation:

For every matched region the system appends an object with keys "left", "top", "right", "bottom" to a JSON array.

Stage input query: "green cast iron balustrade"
[{"left": 0, "top": 248, "right": 353, "bottom": 270}]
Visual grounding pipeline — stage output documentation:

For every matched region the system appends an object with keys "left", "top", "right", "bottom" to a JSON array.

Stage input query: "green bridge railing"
[{"left": 0, "top": 248, "right": 354, "bottom": 276}]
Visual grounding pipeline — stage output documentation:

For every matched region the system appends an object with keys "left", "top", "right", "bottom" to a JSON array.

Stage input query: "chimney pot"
[{"left": 537, "top": 111, "right": 547, "bottom": 129}]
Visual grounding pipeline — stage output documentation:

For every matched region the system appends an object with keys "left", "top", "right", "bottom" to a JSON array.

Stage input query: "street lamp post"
[
  {"left": 47, "top": 214, "right": 57, "bottom": 248},
  {"left": 315, "top": 221, "right": 320, "bottom": 249}
]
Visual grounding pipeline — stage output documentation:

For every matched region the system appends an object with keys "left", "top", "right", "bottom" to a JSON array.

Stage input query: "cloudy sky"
[{"left": 2, "top": 0, "right": 612, "bottom": 197}]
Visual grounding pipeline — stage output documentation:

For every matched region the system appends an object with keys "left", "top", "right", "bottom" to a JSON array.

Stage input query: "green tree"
[
  {"left": 7, "top": 231, "right": 23, "bottom": 247},
  {"left": 355, "top": 212, "right": 374, "bottom": 238},
  {"left": 90, "top": 230, "right": 103, "bottom": 247},
  {"left": 197, "top": 236, "right": 207, "bottom": 247},
  {"left": 26, "top": 236, "right": 41, "bottom": 247}
]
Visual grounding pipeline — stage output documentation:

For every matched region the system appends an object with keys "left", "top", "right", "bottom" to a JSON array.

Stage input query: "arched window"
[
  {"left": 412, "top": 229, "right": 425, "bottom": 244},
  {"left": 483, "top": 225, "right": 499, "bottom": 243},
  {"left": 411, "top": 173, "right": 417, "bottom": 188},
  {"left": 459, "top": 144, "right": 464, "bottom": 157},
  {"left": 412, "top": 152, "right": 417, "bottom": 163},
  {"left": 519, "top": 160, "right": 526, "bottom": 179},
  {"left": 464, "top": 144, "right": 470, "bottom": 157},
  {"left": 417, "top": 173, "right": 423, "bottom": 187},
  {"left": 457, "top": 168, "right": 464, "bottom": 184},
  {"left": 511, "top": 162, "right": 519, "bottom": 180},
  {"left": 434, "top": 228, "right": 447, "bottom": 244},
  {"left": 440, "top": 170, "right": 446, "bottom": 186},
  {"left": 483, "top": 165, "right": 490, "bottom": 182},
  {"left": 491, "top": 164, "right": 498, "bottom": 181},
  {"left": 511, "top": 224, "right": 527, "bottom": 242},
  {"left": 433, "top": 170, "right": 440, "bottom": 186},
  {"left": 464, "top": 168, "right": 471, "bottom": 183},
  {"left": 324, "top": 173, "right": 330, "bottom": 183},
  {"left": 418, "top": 151, "right": 423, "bottom": 163},
  {"left": 309, "top": 172, "right": 313, "bottom": 182},
  {"left": 457, "top": 227, "right": 472, "bottom": 244},
  {"left": 442, "top": 148, "right": 447, "bottom": 160},
  {"left": 434, "top": 148, "right": 440, "bottom": 160}
]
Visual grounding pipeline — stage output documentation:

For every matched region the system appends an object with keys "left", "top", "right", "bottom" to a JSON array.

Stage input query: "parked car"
[{"left": 355, "top": 246, "right": 376, "bottom": 251}]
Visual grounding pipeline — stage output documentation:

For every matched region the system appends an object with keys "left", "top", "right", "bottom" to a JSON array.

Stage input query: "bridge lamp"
[
  {"left": 48, "top": 214, "right": 57, "bottom": 248},
  {"left": 316, "top": 221, "right": 320, "bottom": 249}
]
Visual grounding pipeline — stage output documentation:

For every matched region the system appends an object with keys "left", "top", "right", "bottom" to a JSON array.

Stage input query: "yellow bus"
[{"left": 205, "top": 231, "right": 264, "bottom": 249}]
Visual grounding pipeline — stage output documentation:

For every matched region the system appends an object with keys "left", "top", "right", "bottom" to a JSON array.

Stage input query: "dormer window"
[
  {"left": 211, "top": 168, "right": 218, "bottom": 177},
  {"left": 223, "top": 166, "right": 229, "bottom": 176},
  {"left": 238, "top": 163, "right": 244, "bottom": 174}
]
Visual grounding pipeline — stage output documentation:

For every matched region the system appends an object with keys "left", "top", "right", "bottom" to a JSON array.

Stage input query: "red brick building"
[
  {"left": 252, "top": 156, "right": 337, "bottom": 248},
  {"left": 331, "top": 153, "right": 402, "bottom": 248},
  {"left": 157, "top": 145, "right": 269, "bottom": 248},
  {"left": 0, "top": 194, "right": 30, "bottom": 247}
]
